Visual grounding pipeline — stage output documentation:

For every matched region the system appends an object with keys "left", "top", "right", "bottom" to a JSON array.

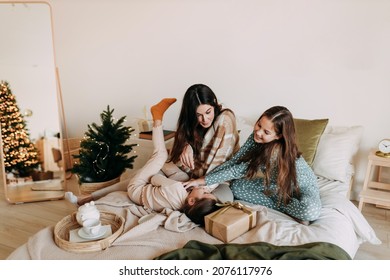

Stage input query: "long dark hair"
[
  {"left": 170, "top": 84, "right": 223, "bottom": 164},
  {"left": 181, "top": 197, "right": 219, "bottom": 226},
  {"left": 240, "top": 106, "right": 301, "bottom": 205}
]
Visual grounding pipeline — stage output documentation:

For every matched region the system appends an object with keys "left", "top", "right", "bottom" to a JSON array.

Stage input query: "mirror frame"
[{"left": 0, "top": 1, "right": 67, "bottom": 203}]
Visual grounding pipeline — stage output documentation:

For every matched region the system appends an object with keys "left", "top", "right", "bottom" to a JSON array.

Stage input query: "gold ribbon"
[{"left": 207, "top": 201, "right": 255, "bottom": 241}]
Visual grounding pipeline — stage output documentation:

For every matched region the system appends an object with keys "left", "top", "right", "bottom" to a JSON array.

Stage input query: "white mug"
[{"left": 82, "top": 219, "right": 101, "bottom": 236}]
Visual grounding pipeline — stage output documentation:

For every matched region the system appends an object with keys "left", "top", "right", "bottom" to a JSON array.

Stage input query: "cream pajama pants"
[{"left": 89, "top": 125, "right": 189, "bottom": 204}]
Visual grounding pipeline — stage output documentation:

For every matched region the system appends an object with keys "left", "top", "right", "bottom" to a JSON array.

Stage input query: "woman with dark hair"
[
  {"left": 162, "top": 83, "right": 240, "bottom": 181},
  {"left": 155, "top": 84, "right": 240, "bottom": 224},
  {"left": 184, "top": 106, "right": 322, "bottom": 224}
]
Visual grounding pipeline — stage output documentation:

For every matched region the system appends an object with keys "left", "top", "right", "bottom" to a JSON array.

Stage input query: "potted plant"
[{"left": 71, "top": 106, "right": 137, "bottom": 193}]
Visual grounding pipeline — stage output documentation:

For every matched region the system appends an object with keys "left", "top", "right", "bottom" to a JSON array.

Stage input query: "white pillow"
[
  {"left": 236, "top": 116, "right": 254, "bottom": 146},
  {"left": 312, "top": 126, "right": 363, "bottom": 183}
]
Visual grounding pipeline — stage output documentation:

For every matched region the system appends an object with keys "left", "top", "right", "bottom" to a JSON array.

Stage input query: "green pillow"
[{"left": 293, "top": 118, "right": 329, "bottom": 166}]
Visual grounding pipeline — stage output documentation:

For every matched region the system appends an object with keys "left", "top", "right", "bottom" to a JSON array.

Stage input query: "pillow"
[
  {"left": 293, "top": 118, "right": 329, "bottom": 166},
  {"left": 312, "top": 126, "right": 363, "bottom": 183},
  {"left": 236, "top": 116, "right": 254, "bottom": 146}
]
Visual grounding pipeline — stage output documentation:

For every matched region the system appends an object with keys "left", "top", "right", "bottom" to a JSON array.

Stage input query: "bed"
[{"left": 6, "top": 119, "right": 381, "bottom": 260}]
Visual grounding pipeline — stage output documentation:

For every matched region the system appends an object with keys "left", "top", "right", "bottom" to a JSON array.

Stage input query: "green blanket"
[{"left": 155, "top": 240, "right": 351, "bottom": 260}]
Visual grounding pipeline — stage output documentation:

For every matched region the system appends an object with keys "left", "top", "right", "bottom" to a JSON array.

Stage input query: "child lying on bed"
[
  {"left": 66, "top": 98, "right": 233, "bottom": 225},
  {"left": 184, "top": 106, "right": 322, "bottom": 224}
]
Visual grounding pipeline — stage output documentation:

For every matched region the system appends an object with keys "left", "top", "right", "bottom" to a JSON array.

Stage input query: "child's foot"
[
  {"left": 65, "top": 191, "right": 78, "bottom": 205},
  {"left": 151, "top": 98, "right": 176, "bottom": 121},
  {"left": 65, "top": 191, "right": 93, "bottom": 206}
]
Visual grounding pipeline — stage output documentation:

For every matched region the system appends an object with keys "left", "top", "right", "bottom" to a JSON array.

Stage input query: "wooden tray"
[{"left": 54, "top": 211, "right": 124, "bottom": 253}]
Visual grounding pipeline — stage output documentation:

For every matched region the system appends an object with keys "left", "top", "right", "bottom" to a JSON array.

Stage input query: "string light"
[{"left": 92, "top": 142, "right": 109, "bottom": 176}]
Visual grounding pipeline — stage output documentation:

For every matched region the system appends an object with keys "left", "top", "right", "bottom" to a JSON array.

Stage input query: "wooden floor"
[
  {"left": 0, "top": 175, "right": 389, "bottom": 260},
  {"left": 0, "top": 175, "right": 78, "bottom": 260},
  {"left": 352, "top": 201, "right": 390, "bottom": 259}
]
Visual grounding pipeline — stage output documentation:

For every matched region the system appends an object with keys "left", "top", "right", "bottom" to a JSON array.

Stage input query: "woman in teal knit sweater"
[{"left": 184, "top": 106, "right": 322, "bottom": 224}]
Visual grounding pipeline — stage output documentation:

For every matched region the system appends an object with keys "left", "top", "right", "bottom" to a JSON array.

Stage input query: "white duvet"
[{"left": 7, "top": 176, "right": 380, "bottom": 260}]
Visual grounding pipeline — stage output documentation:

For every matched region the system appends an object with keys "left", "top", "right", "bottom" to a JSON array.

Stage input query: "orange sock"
[{"left": 151, "top": 98, "right": 177, "bottom": 121}]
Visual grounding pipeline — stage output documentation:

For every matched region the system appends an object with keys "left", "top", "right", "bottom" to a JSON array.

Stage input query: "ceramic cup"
[{"left": 82, "top": 219, "right": 101, "bottom": 236}]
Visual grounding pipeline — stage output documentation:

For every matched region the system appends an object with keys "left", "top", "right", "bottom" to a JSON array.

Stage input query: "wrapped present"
[
  {"left": 204, "top": 201, "right": 257, "bottom": 243},
  {"left": 138, "top": 119, "right": 153, "bottom": 132},
  {"left": 138, "top": 106, "right": 153, "bottom": 132}
]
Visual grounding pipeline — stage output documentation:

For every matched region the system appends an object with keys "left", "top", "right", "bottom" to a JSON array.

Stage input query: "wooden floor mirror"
[{"left": 0, "top": 1, "right": 67, "bottom": 203}]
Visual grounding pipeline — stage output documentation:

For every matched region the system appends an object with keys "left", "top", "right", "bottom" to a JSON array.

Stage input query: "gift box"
[
  {"left": 204, "top": 202, "right": 257, "bottom": 243},
  {"left": 138, "top": 119, "right": 153, "bottom": 132}
]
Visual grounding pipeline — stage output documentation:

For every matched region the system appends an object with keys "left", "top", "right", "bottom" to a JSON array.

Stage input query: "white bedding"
[
  {"left": 7, "top": 176, "right": 381, "bottom": 260},
  {"left": 6, "top": 124, "right": 381, "bottom": 259}
]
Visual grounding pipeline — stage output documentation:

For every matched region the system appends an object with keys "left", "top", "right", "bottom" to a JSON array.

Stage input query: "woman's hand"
[
  {"left": 183, "top": 177, "right": 206, "bottom": 190},
  {"left": 180, "top": 144, "right": 195, "bottom": 170}
]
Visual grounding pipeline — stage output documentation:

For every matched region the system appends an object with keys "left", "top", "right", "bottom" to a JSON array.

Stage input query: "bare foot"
[{"left": 65, "top": 192, "right": 93, "bottom": 206}]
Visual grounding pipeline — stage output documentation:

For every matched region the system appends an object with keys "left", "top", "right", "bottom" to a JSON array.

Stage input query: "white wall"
[
  {"left": 0, "top": 3, "right": 60, "bottom": 141},
  {"left": 23, "top": 0, "right": 390, "bottom": 199}
]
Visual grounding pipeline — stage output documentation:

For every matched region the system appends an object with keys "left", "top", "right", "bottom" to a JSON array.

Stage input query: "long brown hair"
[
  {"left": 170, "top": 84, "right": 223, "bottom": 165},
  {"left": 240, "top": 106, "right": 301, "bottom": 205}
]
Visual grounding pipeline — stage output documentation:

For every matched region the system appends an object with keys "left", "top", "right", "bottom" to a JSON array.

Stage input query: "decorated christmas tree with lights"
[
  {"left": 0, "top": 81, "right": 40, "bottom": 177},
  {"left": 72, "top": 105, "right": 137, "bottom": 183}
]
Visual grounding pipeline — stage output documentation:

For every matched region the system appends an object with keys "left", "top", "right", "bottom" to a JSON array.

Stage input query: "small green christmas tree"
[
  {"left": 0, "top": 81, "right": 40, "bottom": 177},
  {"left": 72, "top": 105, "right": 137, "bottom": 183}
]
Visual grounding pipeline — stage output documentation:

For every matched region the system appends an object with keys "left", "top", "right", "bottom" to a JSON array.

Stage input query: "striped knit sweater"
[{"left": 191, "top": 110, "right": 240, "bottom": 178}]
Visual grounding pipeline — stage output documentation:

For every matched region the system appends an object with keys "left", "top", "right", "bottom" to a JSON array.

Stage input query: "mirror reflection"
[{"left": 0, "top": 2, "right": 65, "bottom": 203}]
